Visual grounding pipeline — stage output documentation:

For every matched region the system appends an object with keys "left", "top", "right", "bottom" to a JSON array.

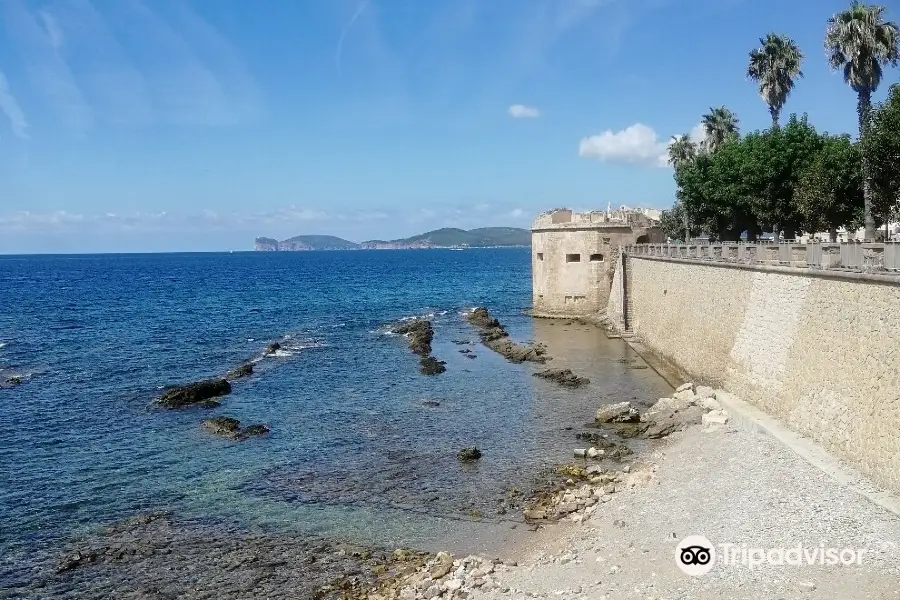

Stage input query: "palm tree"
[
  {"left": 668, "top": 135, "right": 699, "bottom": 241},
  {"left": 747, "top": 33, "right": 805, "bottom": 128},
  {"left": 667, "top": 134, "right": 698, "bottom": 169},
  {"left": 825, "top": 1, "right": 900, "bottom": 239},
  {"left": 701, "top": 107, "right": 740, "bottom": 153}
]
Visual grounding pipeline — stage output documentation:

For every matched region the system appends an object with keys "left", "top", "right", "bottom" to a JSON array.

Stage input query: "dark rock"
[
  {"left": 390, "top": 319, "right": 434, "bottom": 356},
  {"left": 4, "top": 375, "right": 23, "bottom": 387},
  {"left": 241, "top": 424, "right": 270, "bottom": 437},
  {"left": 226, "top": 363, "right": 253, "bottom": 380},
  {"left": 459, "top": 349, "right": 472, "bottom": 354},
  {"left": 419, "top": 356, "right": 447, "bottom": 376},
  {"left": 533, "top": 368, "right": 590, "bottom": 388},
  {"left": 265, "top": 342, "right": 282, "bottom": 354},
  {"left": 422, "top": 400, "right": 441, "bottom": 407},
  {"left": 464, "top": 354, "right": 477, "bottom": 359},
  {"left": 202, "top": 416, "right": 242, "bottom": 438},
  {"left": 467, "top": 307, "right": 548, "bottom": 363},
  {"left": 458, "top": 446, "right": 482, "bottom": 462},
  {"left": 643, "top": 405, "right": 704, "bottom": 439},
  {"left": 202, "top": 418, "right": 269, "bottom": 440},
  {"left": 157, "top": 379, "right": 232, "bottom": 409}
]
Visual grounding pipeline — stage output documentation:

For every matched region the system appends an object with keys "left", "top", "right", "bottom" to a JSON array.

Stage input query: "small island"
[{"left": 254, "top": 227, "right": 530, "bottom": 251}]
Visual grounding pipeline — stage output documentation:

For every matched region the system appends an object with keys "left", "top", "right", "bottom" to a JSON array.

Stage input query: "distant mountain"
[
  {"left": 360, "top": 227, "right": 530, "bottom": 249},
  {"left": 255, "top": 227, "right": 530, "bottom": 251},
  {"left": 254, "top": 235, "right": 359, "bottom": 251}
]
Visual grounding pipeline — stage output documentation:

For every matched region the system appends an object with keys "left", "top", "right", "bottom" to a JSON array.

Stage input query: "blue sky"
[{"left": 1, "top": 0, "right": 898, "bottom": 253}]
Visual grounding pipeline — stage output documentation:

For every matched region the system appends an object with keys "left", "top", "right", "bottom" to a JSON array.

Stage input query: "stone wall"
[{"left": 608, "top": 255, "right": 900, "bottom": 492}]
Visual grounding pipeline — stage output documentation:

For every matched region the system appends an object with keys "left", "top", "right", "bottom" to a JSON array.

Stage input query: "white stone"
[
  {"left": 574, "top": 448, "right": 587, "bottom": 458},
  {"left": 676, "top": 382, "right": 693, "bottom": 393},
  {"left": 585, "top": 465, "right": 604, "bottom": 476},
  {"left": 595, "top": 401, "right": 639, "bottom": 423},
  {"left": 699, "top": 397, "right": 722, "bottom": 411},
  {"left": 444, "top": 579, "right": 462, "bottom": 591},
  {"left": 695, "top": 385, "right": 715, "bottom": 399},
  {"left": 797, "top": 582, "right": 817, "bottom": 592},
  {"left": 587, "top": 447, "right": 601, "bottom": 458},
  {"left": 673, "top": 389, "right": 695, "bottom": 402},
  {"left": 702, "top": 409, "right": 729, "bottom": 426}
]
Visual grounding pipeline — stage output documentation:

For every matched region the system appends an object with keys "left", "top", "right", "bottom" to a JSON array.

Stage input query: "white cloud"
[
  {"left": 510, "top": 208, "right": 524, "bottom": 217},
  {"left": 579, "top": 123, "right": 668, "bottom": 166},
  {"left": 0, "top": 70, "right": 29, "bottom": 139},
  {"left": 580, "top": 122, "right": 708, "bottom": 168},
  {"left": 508, "top": 104, "right": 540, "bottom": 118}
]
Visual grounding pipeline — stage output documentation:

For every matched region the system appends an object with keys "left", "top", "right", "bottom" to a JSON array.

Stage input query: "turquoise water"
[{"left": 0, "top": 249, "right": 671, "bottom": 584}]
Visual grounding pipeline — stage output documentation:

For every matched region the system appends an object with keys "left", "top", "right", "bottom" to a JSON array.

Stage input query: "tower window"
[
  {"left": 566, "top": 254, "right": 581, "bottom": 263},
  {"left": 589, "top": 253, "right": 604, "bottom": 262},
  {"left": 536, "top": 253, "right": 544, "bottom": 261}
]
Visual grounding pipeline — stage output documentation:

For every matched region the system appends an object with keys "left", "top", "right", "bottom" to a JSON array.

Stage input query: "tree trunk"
[
  {"left": 772, "top": 224, "right": 780, "bottom": 242},
  {"left": 859, "top": 89, "right": 876, "bottom": 241},
  {"left": 769, "top": 106, "right": 780, "bottom": 130},
  {"left": 829, "top": 228, "right": 837, "bottom": 243},
  {"left": 683, "top": 210, "right": 689, "bottom": 243}
]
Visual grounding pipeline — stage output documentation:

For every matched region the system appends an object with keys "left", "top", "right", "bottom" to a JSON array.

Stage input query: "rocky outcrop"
[
  {"left": 226, "top": 363, "right": 253, "bottom": 380},
  {"left": 419, "top": 356, "right": 447, "bottom": 376},
  {"left": 466, "top": 307, "right": 548, "bottom": 363},
  {"left": 595, "top": 401, "right": 640, "bottom": 423},
  {"left": 533, "top": 368, "right": 589, "bottom": 388},
  {"left": 157, "top": 379, "right": 232, "bottom": 409},
  {"left": 458, "top": 447, "right": 482, "bottom": 462},
  {"left": 390, "top": 319, "right": 447, "bottom": 376},
  {"left": 265, "top": 342, "right": 281, "bottom": 355},
  {"left": 390, "top": 319, "right": 434, "bottom": 355},
  {"left": 201, "top": 417, "right": 270, "bottom": 441}
]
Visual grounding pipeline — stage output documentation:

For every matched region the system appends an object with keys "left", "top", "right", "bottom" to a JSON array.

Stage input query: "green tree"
[
  {"left": 701, "top": 107, "right": 740, "bottom": 153},
  {"left": 742, "top": 115, "right": 824, "bottom": 239},
  {"left": 747, "top": 33, "right": 805, "bottom": 128},
  {"left": 667, "top": 134, "right": 699, "bottom": 240},
  {"left": 862, "top": 83, "right": 900, "bottom": 235},
  {"left": 825, "top": 0, "right": 900, "bottom": 239},
  {"left": 795, "top": 135, "right": 864, "bottom": 240}
]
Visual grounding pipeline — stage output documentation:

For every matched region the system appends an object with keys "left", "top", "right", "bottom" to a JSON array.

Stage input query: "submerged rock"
[
  {"left": 458, "top": 447, "right": 482, "bottom": 462},
  {"left": 419, "top": 356, "right": 447, "bottom": 376},
  {"left": 265, "top": 342, "right": 282, "bottom": 355},
  {"left": 242, "top": 424, "right": 270, "bottom": 437},
  {"left": 201, "top": 416, "right": 241, "bottom": 438},
  {"left": 467, "top": 307, "right": 548, "bottom": 363},
  {"left": 421, "top": 399, "right": 441, "bottom": 408},
  {"left": 157, "top": 379, "right": 231, "bottom": 409},
  {"left": 201, "top": 417, "right": 270, "bottom": 440},
  {"left": 533, "top": 368, "right": 590, "bottom": 388},
  {"left": 3, "top": 375, "right": 24, "bottom": 387},
  {"left": 226, "top": 363, "right": 253, "bottom": 380}
]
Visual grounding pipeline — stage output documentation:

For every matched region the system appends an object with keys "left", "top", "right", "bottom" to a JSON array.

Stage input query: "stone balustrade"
[{"left": 625, "top": 241, "right": 900, "bottom": 273}]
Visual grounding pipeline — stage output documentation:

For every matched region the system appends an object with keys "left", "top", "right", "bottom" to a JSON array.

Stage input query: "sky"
[{"left": 1, "top": 0, "right": 898, "bottom": 253}]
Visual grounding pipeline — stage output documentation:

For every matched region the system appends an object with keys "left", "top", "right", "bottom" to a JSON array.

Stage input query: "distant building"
[
  {"left": 531, "top": 208, "right": 665, "bottom": 316},
  {"left": 797, "top": 222, "right": 900, "bottom": 243}
]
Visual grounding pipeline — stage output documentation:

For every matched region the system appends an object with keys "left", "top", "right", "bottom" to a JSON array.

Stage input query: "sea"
[{"left": 0, "top": 249, "right": 672, "bottom": 586}]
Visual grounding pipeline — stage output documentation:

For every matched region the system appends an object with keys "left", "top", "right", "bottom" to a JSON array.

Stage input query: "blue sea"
[{"left": 0, "top": 249, "right": 671, "bottom": 585}]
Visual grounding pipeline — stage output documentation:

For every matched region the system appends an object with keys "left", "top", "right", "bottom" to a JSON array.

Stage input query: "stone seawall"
[{"left": 608, "top": 255, "right": 900, "bottom": 492}]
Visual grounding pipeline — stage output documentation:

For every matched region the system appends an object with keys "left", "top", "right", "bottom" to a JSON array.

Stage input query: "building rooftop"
[{"left": 531, "top": 207, "right": 660, "bottom": 231}]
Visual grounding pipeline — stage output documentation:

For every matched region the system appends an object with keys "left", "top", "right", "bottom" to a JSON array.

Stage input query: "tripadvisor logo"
[
  {"left": 676, "top": 535, "right": 715, "bottom": 576},
  {"left": 676, "top": 535, "right": 868, "bottom": 576}
]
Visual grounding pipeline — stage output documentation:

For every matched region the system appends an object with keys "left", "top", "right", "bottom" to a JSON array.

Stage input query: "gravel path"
[{"left": 469, "top": 424, "right": 900, "bottom": 600}]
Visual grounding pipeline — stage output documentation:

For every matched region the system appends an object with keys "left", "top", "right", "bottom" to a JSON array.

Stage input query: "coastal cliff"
[{"left": 255, "top": 227, "right": 530, "bottom": 251}]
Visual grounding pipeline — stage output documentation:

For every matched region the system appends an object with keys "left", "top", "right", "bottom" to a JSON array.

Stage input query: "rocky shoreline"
[{"left": 23, "top": 363, "right": 730, "bottom": 600}]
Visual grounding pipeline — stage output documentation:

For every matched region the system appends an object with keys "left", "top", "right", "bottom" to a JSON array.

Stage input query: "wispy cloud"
[
  {"left": 3, "top": 0, "right": 93, "bottom": 134},
  {"left": 1, "top": 0, "right": 261, "bottom": 134},
  {"left": 579, "top": 122, "right": 706, "bottom": 168},
  {"left": 0, "top": 203, "right": 532, "bottom": 235},
  {"left": 336, "top": 0, "right": 371, "bottom": 76},
  {"left": 508, "top": 104, "right": 540, "bottom": 118},
  {"left": 0, "top": 70, "right": 29, "bottom": 139}
]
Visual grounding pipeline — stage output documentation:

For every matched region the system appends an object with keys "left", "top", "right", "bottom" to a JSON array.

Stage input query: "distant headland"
[{"left": 254, "top": 227, "right": 530, "bottom": 251}]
